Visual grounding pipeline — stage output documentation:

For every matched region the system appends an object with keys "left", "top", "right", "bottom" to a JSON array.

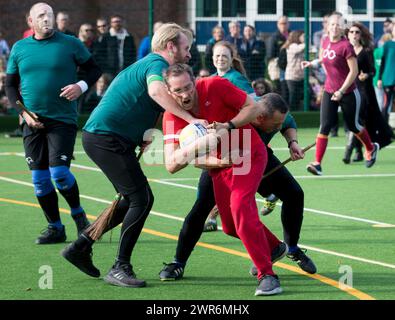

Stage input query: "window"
[
  {"left": 222, "top": 0, "right": 246, "bottom": 17},
  {"left": 196, "top": 0, "right": 218, "bottom": 17},
  {"left": 349, "top": 0, "right": 367, "bottom": 14},
  {"left": 258, "top": 0, "right": 276, "bottom": 14},
  {"left": 284, "top": 0, "right": 304, "bottom": 17},
  {"left": 311, "top": 0, "right": 336, "bottom": 17},
  {"left": 374, "top": 0, "right": 395, "bottom": 17}
]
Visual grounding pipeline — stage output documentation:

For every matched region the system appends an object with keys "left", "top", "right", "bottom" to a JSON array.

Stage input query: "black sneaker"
[
  {"left": 61, "top": 243, "right": 100, "bottom": 278},
  {"left": 365, "top": 142, "right": 379, "bottom": 168},
  {"left": 159, "top": 262, "right": 185, "bottom": 281},
  {"left": 249, "top": 242, "right": 288, "bottom": 276},
  {"left": 72, "top": 212, "right": 90, "bottom": 236},
  {"left": 306, "top": 162, "right": 322, "bottom": 176},
  {"left": 255, "top": 275, "right": 282, "bottom": 296},
  {"left": 104, "top": 262, "right": 146, "bottom": 288},
  {"left": 287, "top": 248, "right": 317, "bottom": 274},
  {"left": 35, "top": 225, "right": 66, "bottom": 244}
]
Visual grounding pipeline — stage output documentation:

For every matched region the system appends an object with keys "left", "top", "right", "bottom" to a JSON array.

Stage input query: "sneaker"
[
  {"left": 61, "top": 243, "right": 100, "bottom": 278},
  {"left": 249, "top": 242, "right": 288, "bottom": 276},
  {"left": 35, "top": 225, "right": 66, "bottom": 244},
  {"left": 72, "top": 212, "right": 90, "bottom": 236},
  {"left": 287, "top": 248, "right": 317, "bottom": 274},
  {"left": 159, "top": 262, "right": 185, "bottom": 281},
  {"left": 104, "top": 262, "right": 146, "bottom": 288},
  {"left": 261, "top": 194, "right": 279, "bottom": 216},
  {"left": 255, "top": 275, "right": 282, "bottom": 296},
  {"left": 203, "top": 220, "right": 218, "bottom": 232},
  {"left": 306, "top": 162, "right": 322, "bottom": 176},
  {"left": 365, "top": 142, "right": 379, "bottom": 168}
]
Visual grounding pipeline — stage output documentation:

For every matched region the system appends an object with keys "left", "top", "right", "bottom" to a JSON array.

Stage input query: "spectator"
[
  {"left": 22, "top": 12, "right": 34, "bottom": 38},
  {"left": 79, "top": 73, "right": 113, "bottom": 114},
  {"left": 312, "top": 14, "right": 330, "bottom": 51},
  {"left": 378, "top": 24, "right": 395, "bottom": 123},
  {"left": 197, "top": 68, "right": 210, "bottom": 79},
  {"left": 56, "top": 11, "right": 76, "bottom": 37},
  {"left": 204, "top": 25, "right": 225, "bottom": 74},
  {"left": 240, "top": 25, "right": 266, "bottom": 81},
  {"left": 252, "top": 78, "right": 272, "bottom": 98},
  {"left": 283, "top": 30, "right": 305, "bottom": 111},
  {"left": 92, "top": 18, "right": 118, "bottom": 77},
  {"left": 137, "top": 21, "right": 163, "bottom": 60},
  {"left": 373, "top": 33, "right": 392, "bottom": 112},
  {"left": 0, "top": 30, "right": 10, "bottom": 64},
  {"left": 78, "top": 23, "right": 95, "bottom": 52},
  {"left": 267, "top": 16, "right": 290, "bottom": 100},
  {"left": 375, "top": 17, "right": 393, "bottom": 47},
  {"left": 225, "top": 20, "right": 243, "bottom": 53},
  {"left": 109, "top": 14, "right": 136, "bottom": 74},
  {"left": 187, "top": 28, "right": 202, "bottom": 76}
]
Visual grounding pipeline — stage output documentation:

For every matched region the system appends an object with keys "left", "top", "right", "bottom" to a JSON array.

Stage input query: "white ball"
[{"left": 178, "top": 123, "right": 208, "bottom": 149}]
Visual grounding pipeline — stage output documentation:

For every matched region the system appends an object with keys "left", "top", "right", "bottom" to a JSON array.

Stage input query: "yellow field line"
[{"left": 0, "top": 197, "right": 375, "bottom": 300}]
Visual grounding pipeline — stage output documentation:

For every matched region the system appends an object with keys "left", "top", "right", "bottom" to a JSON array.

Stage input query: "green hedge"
[{"left": 0, "top": 112, "right": 344, "bottom": 132}]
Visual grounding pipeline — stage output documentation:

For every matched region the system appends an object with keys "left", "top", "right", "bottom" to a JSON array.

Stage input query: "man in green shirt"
[
  {"left": 61, "top": 23, "right": 207, "bottom": 288},
  {"left": 5, "top": 2, "right": 101, "bottom": 244}
]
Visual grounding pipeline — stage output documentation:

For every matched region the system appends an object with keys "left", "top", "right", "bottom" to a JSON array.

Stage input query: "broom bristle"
[{"left": 86, "top": 194, "right": 121, "bottom": 240}]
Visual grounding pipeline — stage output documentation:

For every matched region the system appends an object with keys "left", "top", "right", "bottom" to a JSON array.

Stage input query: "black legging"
[
  {"left": 320, "top": 89, "right": 363, "bottom": 135},
  {"left": 174, "top": 148, "right": 304, "bottom": 264},
  {"left": 82, "top": 131, "right": 154, "bottom": 264}
]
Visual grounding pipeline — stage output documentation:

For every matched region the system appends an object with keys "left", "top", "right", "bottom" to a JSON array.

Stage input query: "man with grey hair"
[
  {"left": 61, "top": 23, "right": 208, "bottom": 288},
  {"left": 56, "top": 11, "right": 76, "bottom": 37},
  {"left": 225, "top": 20, "right": 243, "bottom": 53}
]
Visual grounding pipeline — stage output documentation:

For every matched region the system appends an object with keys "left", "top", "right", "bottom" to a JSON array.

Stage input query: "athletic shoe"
[
  {"left": 365, "top": 142, "right": 379, "bottom": 168},
  {"left": 261, "top": 194, "right": 279, "bottom": 216},
  {"left": 35, "top": 225, "right": 66, "bottom": 244},
  {"left": 159, "top": 262, "right": 185, "bottom": 281},
  {"left": 249, "top": 242, "right": 288, "bottom": 276},
  {"left": 287, "top": 248, "right": 317, "bottom": 274},
  {"left": 72, "top": 212, "right": 90, "bottom": 236},
  {"left": 255, "top": 275, "right": 282, "bottom": 296},
  {"left": 306, "top": 162, "right": 322, "bottom": 176},
  {"left": 61, "top": 243, "right": 100, "bottom": 278},
  {"left": 104, "top": 262, "right": 146, "bottom": 288},
  {"left": 203, "top": 220, "right": 218, "bottom": 232}
]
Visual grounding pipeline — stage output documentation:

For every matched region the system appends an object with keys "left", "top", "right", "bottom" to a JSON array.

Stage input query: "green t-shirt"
[
  {"left": 373, "top": 46, "right": 383, "bottom": 87},
  {"left": 7, "top": 32, "right": 91, "bottom": 124},
  {"left": 214, "top": 68, "right": 254, "bottom": 94},
  {"left": 83, "top": 53, "right": 168, "bottom": 145},
  {"left": 381, "top": 41, "right": 395, "bottom": 87}
]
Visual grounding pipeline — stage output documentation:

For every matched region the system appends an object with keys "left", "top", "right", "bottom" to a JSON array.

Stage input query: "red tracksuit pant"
[{"left": 211, "top": 144, "right": 281, "bottom": 279}]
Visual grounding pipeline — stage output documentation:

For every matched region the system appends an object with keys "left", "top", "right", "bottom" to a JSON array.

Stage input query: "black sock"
[
  {"left": 74, "top": 232, "right": 94, "bottom": 251},
  {"left": 58, "top": 181, "right": 81, "bottom": 210},
  {"left": 36, "top": 189, "right": 60, "bottom": 224}
]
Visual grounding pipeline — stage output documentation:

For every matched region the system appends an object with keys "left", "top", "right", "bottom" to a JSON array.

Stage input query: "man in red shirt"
[{"left": 162, "top": 63, "right": 285, "bottom": 296}]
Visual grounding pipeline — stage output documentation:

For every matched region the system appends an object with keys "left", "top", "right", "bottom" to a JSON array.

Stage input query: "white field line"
[{"left": 1, "top": 174, "right": 395, "bottom": 270}]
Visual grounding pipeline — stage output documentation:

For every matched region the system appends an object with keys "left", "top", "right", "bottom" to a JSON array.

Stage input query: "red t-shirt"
[
  {"left": 163, "top": 76, "right": 263, "bottom": 155},
  {"left": 321, "top": 37, "right": 356, "bottom": 93}
]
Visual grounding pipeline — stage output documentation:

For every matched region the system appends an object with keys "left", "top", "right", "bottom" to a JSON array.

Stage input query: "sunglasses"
[
  {"left": 97, "top": 24, "right": 107, "bottom": 28},
  {"left": 349, "top": 30, "right": 360, "bottom": 34}
]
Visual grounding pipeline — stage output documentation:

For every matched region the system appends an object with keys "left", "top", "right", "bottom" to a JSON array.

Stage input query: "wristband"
[
  {"left": 288, "top": 139, "right": 298, "bottom": 148},
  {"left": 227, "top": 121, "right": 236, "bottom": 131}
]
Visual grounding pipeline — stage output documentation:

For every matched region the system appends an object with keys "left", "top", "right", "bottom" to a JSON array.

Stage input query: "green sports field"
[{"left": 1, "top": 128, "right": 394, "bottom": 300}]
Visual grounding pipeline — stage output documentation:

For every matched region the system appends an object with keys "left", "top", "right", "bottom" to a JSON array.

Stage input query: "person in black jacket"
[
  {"left": 108, "top": 14, "right": 136, "bottom": 74},
  {"left": 343, "top": 22, "right": 393, "bottom": 164}
]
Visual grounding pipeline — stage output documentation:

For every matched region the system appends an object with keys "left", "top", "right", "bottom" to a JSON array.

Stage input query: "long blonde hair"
[{"left": 151, "top": 23, "right": 192, "bottom": 52}]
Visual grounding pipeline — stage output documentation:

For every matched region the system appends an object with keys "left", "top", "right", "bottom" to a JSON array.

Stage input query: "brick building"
[{"left": 0, "top": 0, "right": 188, "bottom": 48}]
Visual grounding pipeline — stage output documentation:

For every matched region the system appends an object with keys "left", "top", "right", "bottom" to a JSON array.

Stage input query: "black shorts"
[
  {"left": 82, "top": 131, "right": 148, "bottom": 196},
  {"left": 23, "top": 118, "right": 77, "bottom": 170}
]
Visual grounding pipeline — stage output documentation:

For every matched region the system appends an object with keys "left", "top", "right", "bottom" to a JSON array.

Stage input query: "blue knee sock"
[{"left": 288, "top": 246, "right": 299, "bottom": 254}]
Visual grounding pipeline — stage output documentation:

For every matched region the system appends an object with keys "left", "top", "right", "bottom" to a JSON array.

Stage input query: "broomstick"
[
  {"left": 87, "top": 148, "right": 144, "bottom": 240},
  {"left": 261, "top": 142, "right": 316, "bottom": 180}
]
